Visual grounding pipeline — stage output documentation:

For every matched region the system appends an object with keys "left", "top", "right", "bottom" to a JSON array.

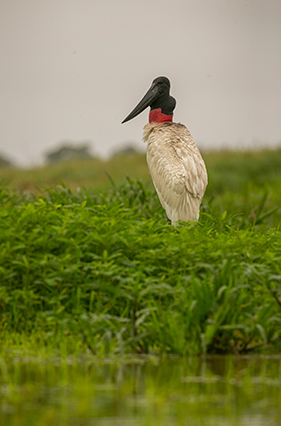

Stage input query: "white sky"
[{"left": 0, "top": 0, "right": 281, "bottom": 166}]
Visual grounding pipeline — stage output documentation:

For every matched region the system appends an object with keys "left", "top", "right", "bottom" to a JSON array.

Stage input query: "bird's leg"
[{"left": 166, "top": 216, "right": 171, "bottom": 225}]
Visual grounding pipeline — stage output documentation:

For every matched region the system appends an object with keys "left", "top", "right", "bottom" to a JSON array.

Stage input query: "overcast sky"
[{"left": 0, "top": 0, "right": 281, "bottom": 166}]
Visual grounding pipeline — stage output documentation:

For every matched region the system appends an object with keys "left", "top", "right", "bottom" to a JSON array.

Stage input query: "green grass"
[
  {"left": 1, "top": 148, "right": 281, "bottom": 357},
  {"left": 0, "top": 153, "right": 151, "bottom": 192},
  {"left": 1, "top": 147, "right": 281, "bottom": 195}
]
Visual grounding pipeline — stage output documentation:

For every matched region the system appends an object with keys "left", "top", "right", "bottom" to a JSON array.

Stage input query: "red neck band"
[{"left": 149, "top": 108, "right": 173, "bottom": 123}]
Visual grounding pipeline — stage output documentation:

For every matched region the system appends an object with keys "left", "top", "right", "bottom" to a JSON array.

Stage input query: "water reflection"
[{"left": 0, "top": 355, "right": 280, "bottom": 425}]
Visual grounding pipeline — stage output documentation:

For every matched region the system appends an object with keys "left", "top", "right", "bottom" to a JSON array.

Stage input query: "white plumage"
[
  {"left": 143, "top": 122, "right": 208, "bottom": 223},
  {"left": 122, "top": 76, "right": 208, "bottom": 223}
]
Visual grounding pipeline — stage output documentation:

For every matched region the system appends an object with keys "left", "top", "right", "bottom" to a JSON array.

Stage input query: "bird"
[{"left": 122, "top": 76, "right": 208, "bottom": 224}]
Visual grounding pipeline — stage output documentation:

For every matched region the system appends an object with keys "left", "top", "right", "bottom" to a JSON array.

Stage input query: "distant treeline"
[{"left": 0, "top": 141, "right": 140, "bottom": 168}]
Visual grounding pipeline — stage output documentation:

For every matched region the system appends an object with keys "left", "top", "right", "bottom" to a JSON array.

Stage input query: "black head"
[
  {"left": 151, "top": 76, "right": 171, "bottom": 92},
  {"left": 122, "top": 76, "right": 176, "bottom": 124}
]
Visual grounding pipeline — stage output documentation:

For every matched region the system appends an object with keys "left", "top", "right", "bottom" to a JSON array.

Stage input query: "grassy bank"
[
  {"left": 1, "top": 147, "right": 281, "bottom": 195},
  {"left": 0, "top": 156, "right": 281, "bottom": 355},
  {"left": 0, "top": 153, "right": 150, "bottom": 193}
]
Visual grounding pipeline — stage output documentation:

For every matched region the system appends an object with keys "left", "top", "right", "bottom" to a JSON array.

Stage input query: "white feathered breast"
[{"left": 143, "top": 122, "right": 208, "bottom": 223}]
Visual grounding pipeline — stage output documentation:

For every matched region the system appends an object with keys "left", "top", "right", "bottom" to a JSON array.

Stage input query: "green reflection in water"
[{"left": 0, "top": 356, "right": 280, "bottom": 426}]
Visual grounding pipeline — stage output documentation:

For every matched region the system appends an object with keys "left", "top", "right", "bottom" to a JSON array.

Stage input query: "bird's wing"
[{"left": 144, "top": 123, "right": 208, "bottom": 222}]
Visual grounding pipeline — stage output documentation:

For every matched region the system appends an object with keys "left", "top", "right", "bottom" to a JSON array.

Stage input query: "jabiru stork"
[{"left": 122, "top": 76, "right": 208, "bottom": 223}]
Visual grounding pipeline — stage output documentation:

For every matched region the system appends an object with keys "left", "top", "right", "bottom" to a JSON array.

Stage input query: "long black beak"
[{"left": 122, "top": 82, "right": 160, "bottom": 124}]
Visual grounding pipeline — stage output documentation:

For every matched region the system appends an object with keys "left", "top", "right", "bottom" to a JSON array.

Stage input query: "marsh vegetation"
[
  {"left": 0, "top": 148, "right": 281, "bottom": 357},
  {"left": 1, "top": 148, "right": 281, "bottom": 425}
]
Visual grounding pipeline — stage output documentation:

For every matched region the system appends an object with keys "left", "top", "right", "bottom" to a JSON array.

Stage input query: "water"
[{"left": 0, "top": 355, "right": 280, "bottom": 426}]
